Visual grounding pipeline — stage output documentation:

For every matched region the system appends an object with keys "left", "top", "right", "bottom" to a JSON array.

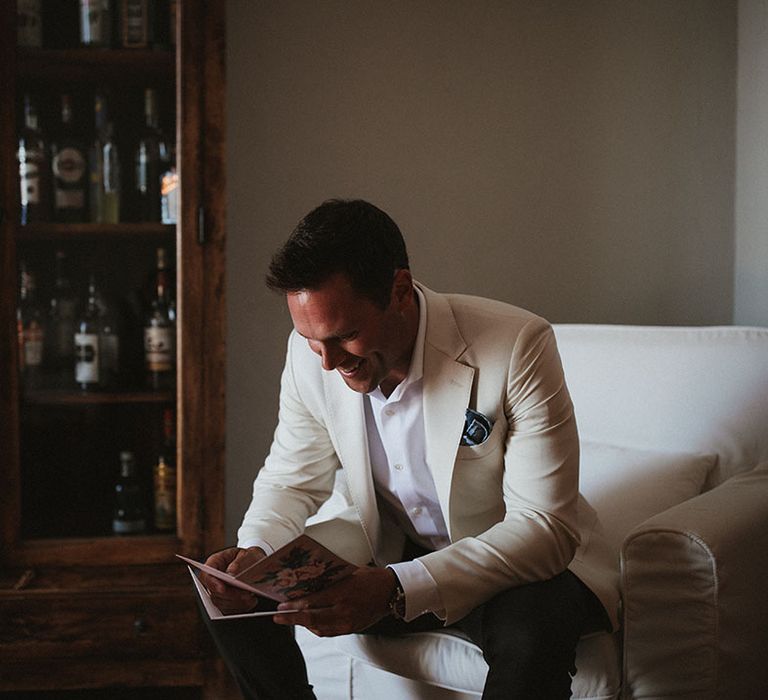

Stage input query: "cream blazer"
[{"left": 239, "top": 282, "right": 619, "bottom": 628}]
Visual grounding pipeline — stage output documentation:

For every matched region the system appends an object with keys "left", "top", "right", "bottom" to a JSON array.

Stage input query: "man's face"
[{"left": 286, "top": 271, "right": 417, "bottom": 395}]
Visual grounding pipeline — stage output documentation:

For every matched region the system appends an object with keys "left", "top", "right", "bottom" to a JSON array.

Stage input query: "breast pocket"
[{"left": 456, "top": 417, "right": 506, "bottom": 461}]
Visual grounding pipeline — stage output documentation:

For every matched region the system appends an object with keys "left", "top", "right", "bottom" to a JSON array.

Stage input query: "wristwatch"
[{"left": 387, "top": 571, "right": 406, "bottom": 620}]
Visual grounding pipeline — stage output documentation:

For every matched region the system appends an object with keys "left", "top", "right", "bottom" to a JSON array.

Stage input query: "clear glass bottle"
[
  {"left": 89, "top": 94, "right": 121, "bottom": 223},
  {"left": 74, "top": 274, "right": 101, "bottom": 391},
  {"left": 47, "top": 250, "right": 78, "bottom": 388},
  {"left": 143, "top": 247, "right": 175, "bottom": 390},
  {"left": 112, "top": 451, "right": 147, "bottom": 535},
  {"left": 134, "top": 88, "right": 169, "bottom": 222},
  {"left": 52, "top": 94, "right": 88, "bottom": 223},
  {"left": 80, "top": 0, "right": 113, "bottom": 47},
  {"left": 17, "top": 262, "right": 46, "bottom": 390},
  {"left": 17, "top": 93, "right": 51, "bottom": 225}
]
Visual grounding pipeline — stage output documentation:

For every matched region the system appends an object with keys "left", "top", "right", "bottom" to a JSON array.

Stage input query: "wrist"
[{"left": 386, "top": 568, "right": 406, "bottom": 620}]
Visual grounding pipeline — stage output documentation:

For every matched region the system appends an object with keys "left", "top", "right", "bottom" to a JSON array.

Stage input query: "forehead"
[{"left": 286, "top": 275, "right": 380, "bottom": 339}]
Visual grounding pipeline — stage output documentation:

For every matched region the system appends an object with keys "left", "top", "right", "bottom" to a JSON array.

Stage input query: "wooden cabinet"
[{"left": 0, "top": 1, "right": 228, "bottom": 695}]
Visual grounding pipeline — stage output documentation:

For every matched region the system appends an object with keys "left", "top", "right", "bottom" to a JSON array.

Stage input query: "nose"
[{"left": 309, "top": 339, "right": 345, "bottom": 371}]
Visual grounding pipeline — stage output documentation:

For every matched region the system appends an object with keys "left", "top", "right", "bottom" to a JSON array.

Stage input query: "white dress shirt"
[{"left": 366, "top": 286, "right": 448, "bottom": 621}]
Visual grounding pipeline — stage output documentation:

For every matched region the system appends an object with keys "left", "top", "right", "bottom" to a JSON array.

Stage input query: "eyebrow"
[{"left": 295, "top": 328, "right": 357, "bottom": 343}]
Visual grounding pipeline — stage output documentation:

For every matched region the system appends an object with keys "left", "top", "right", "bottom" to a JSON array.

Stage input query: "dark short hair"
[{"left": 266, "top": 199, "right": 410, "bottom": 308}]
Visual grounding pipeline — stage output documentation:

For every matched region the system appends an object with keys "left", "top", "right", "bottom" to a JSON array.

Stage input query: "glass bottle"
[
  {"left": 153, "top": 406, "right": 176, "bottom": 531},
  {"left": 17, "top": 0, "right": 43, "bottom": 48},
  {"left": 133, "top": 88, "right": 168, "bottom": 222},
  {"left": 17, "top": 94, "right": 51, "bottom": 225},
  {"left": 144, "top": 247, "right": 175, "bottom": 389},
  {"left": 112, "top": 451, "right": 147, "bottom": 535},
  {"left": 120, "top": 0, "right": 153, "bottom": 48},
  {"left": 89, "top": 95, "right": 121, "bottom": 223},
  {"left": 97, "top": 289, "right": 121, "bottom": 389},
  {"left": 80, "top": 0, "right": 113, "bottom": 47},
  {"left": 17, "top": 262, "right": 46, "bottom": 390},
  {"left": 160, "top": 146, "right": 178, "bottom": 224},
  {"left": 52, "top": 94, "right": 88, "bottom": 223},
  {"left": 47, "top": 250, "right": 78, "bottom": 388},
  {"left": 74, "top": 274, "right": 101, "bottom": 391}
]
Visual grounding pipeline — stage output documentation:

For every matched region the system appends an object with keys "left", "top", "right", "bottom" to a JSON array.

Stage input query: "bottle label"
[
  {"left": 122, "top": 0, "right": 149, "bottom": 47},
  {"left": 144, "top": 327, "right": 174, "bottom": 371},
  {"left": 19, "top": 156, "right": 42, "bottom": 205},
  {"left": 161, "top": 169, "right": 179, "bottom": 224},
  {"left": 113, "top": 518, "right": 147, "bottom": 534},
  {"left": 23, "top": 322, "right": 44, "bottom": 367},
  {"left": 81, "top": 0, "right": 110, "bottom": 44},
  {"left": 75, "top": 332, "right": 99, "bottom": 382},
  {"left": 17, "top": 0, "right": 43, "bottom": 47},
  {"left": 53, "top": 147, "right": 87, "bottom": 184}
]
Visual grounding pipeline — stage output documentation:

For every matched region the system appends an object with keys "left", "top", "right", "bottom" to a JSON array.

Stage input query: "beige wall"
[
  {"left": 225, "top": 0, "right": 737, "bottom": 540},
  {"left": 735, "top": 0, "right": 768, "bottom": 326}
]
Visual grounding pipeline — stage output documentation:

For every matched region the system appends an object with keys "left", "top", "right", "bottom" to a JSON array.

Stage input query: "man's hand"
[
  {"left": 273, "top": 566, "right": 398, "bottom": 636},
  {"left": 200, "top": 546, "right": 266, "bottom": 615}
]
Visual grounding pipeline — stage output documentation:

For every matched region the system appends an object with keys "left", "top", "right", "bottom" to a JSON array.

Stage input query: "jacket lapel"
[
  {"left": 418, "top": 284, "right": 475, "bottom": 536},
  {"left": 322, "top": 375, "right": 381, "bottom": 555}
]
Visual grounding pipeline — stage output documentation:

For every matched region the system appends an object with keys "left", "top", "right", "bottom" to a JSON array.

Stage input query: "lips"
[{"left": 338, "top": 358, "right": 364, "bottom": 376}]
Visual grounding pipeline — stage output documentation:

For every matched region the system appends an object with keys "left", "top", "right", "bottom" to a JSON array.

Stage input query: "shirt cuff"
[
  {"left": 238, "top": 538, "right": 274, "bottom": 556},
  {"left": 387, "top": 559, "right": 446, "bottom": 622}
]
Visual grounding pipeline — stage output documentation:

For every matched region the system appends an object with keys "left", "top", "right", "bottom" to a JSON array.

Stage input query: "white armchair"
[{"left": 298, "top": 325, "right": 768, "bottom": 699}]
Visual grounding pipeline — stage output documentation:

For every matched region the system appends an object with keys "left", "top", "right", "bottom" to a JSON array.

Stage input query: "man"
[{"left": 200, "top": 199, "right": 618, "bottom": 699}]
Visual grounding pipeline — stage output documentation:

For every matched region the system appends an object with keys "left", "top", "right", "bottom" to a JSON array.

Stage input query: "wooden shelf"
[
  {"left": 23, "top": 389, "right": 174, "bottom": 406},
  {"left": 17, "top": 222, "right": 175, "bottom": 240},
  {"left": 17, "top": 47, "right": 174, "bottom": 83}
]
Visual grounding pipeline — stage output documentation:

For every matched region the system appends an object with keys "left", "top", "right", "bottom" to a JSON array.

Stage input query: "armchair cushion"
[
  {"left": 579, "top": 442, "right": 715, "bottom": 551},
  {"left": 621, "top": 463, "right": 768, "bottom": 699}
]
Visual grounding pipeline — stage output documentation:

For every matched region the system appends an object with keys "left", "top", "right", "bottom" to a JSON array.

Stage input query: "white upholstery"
[{"left": 298, "top": 325, "right": 768, "bottom": 699}]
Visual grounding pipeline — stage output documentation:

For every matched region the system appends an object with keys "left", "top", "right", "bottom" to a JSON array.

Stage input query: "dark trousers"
[{"left": 200, "top": 569, "right": 608, "bottom": 700}]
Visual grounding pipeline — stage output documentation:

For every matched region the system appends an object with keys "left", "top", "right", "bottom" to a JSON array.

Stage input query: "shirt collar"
[{"left": 369, "top": 285, "right": 427, "bottom": 403}]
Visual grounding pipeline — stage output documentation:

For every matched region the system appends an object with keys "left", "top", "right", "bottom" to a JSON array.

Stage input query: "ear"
[{"left": 391, "top": 269, "right": 414, "bottom": 310}]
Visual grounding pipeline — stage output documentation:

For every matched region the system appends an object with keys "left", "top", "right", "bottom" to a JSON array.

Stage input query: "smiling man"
[{"left": 199, "top": 199, "right": 618, "bottom": 700}]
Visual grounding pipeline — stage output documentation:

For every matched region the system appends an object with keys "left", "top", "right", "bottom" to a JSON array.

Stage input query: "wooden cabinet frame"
[{"left": 0, "top": 1, "right": 228, "bottom": 694}]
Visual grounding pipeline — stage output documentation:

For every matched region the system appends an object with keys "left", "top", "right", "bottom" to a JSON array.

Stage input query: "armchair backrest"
[{"left": 553, "top": 325, "right": 768, "bottom": 489}]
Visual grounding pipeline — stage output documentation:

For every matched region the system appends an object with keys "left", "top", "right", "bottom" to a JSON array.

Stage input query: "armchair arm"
[{"left": 620, "top": 462, "right": 768, "bottom": 699}]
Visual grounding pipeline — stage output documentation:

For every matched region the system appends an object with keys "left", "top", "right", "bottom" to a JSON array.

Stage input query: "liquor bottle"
[
  {"left": 89, "top": 95, "right": 121, "bottom": 223},
  {"left": 17, "top": 0, "right": 43, "bottom": 47},
  {"left": 17, "top": 94, "right": 51, "bottom": 225},
  {"left": 143, "top": 247, "right": 175, "bottom": 389},
  {"left": 97, "top": 290, "right": 121, "bottom": 389},
  {"left": 153, "top": 406, "right": 176, "bottom": 531},
  {"left": 17, "top": 262, "right": 46, "bottom": 390},
  {"left": 160, "top": 146, "right": 178, "bottom": 224},
  {"left": 74, "top": 274, "right": 101, "bottom": 391},
  {"left": 112, "top": 451, "right": 147, "bottom": 535},
  {"left": 79, "top": 0, "right": 113, "bottom": 47},
  {"left": 133, "top": 88, "right": 169, "bottom": 222},
  {"left": 120, "top": 0, "right": 153, "bottom": 48},
  {"left": 47, "top": 250, "right": 78, "bottom": 387},
  {"left": 52, "top": 95, "right": 88, "bottom": 223}
]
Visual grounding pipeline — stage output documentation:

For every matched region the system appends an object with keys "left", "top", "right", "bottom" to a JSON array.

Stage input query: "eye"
[{"left": 339, "top": 332, "right": 358, "bottom": 342}]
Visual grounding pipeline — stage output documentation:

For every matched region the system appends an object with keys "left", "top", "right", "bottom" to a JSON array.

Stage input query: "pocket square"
[{"left": 461, "top": 409, "right": 494, "bottom": 446}]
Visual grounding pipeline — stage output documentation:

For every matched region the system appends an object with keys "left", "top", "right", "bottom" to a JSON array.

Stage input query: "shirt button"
[
  {"left": 394, "top": 464, "right": 404, "bottom": 471},
  {"left": 385, "top": 408, "right": 395, "bottom": 416},
  {"left": 411, "top": 506, "right": 422, "bottom": 516}
]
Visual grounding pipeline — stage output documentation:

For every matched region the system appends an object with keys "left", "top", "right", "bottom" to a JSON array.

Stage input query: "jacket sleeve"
[
  {"left": 420, "top": 318, "right": 581, "bottom": 624},
  {"left": 237, "top": 332, "right": 340, "bottom": 550}
]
